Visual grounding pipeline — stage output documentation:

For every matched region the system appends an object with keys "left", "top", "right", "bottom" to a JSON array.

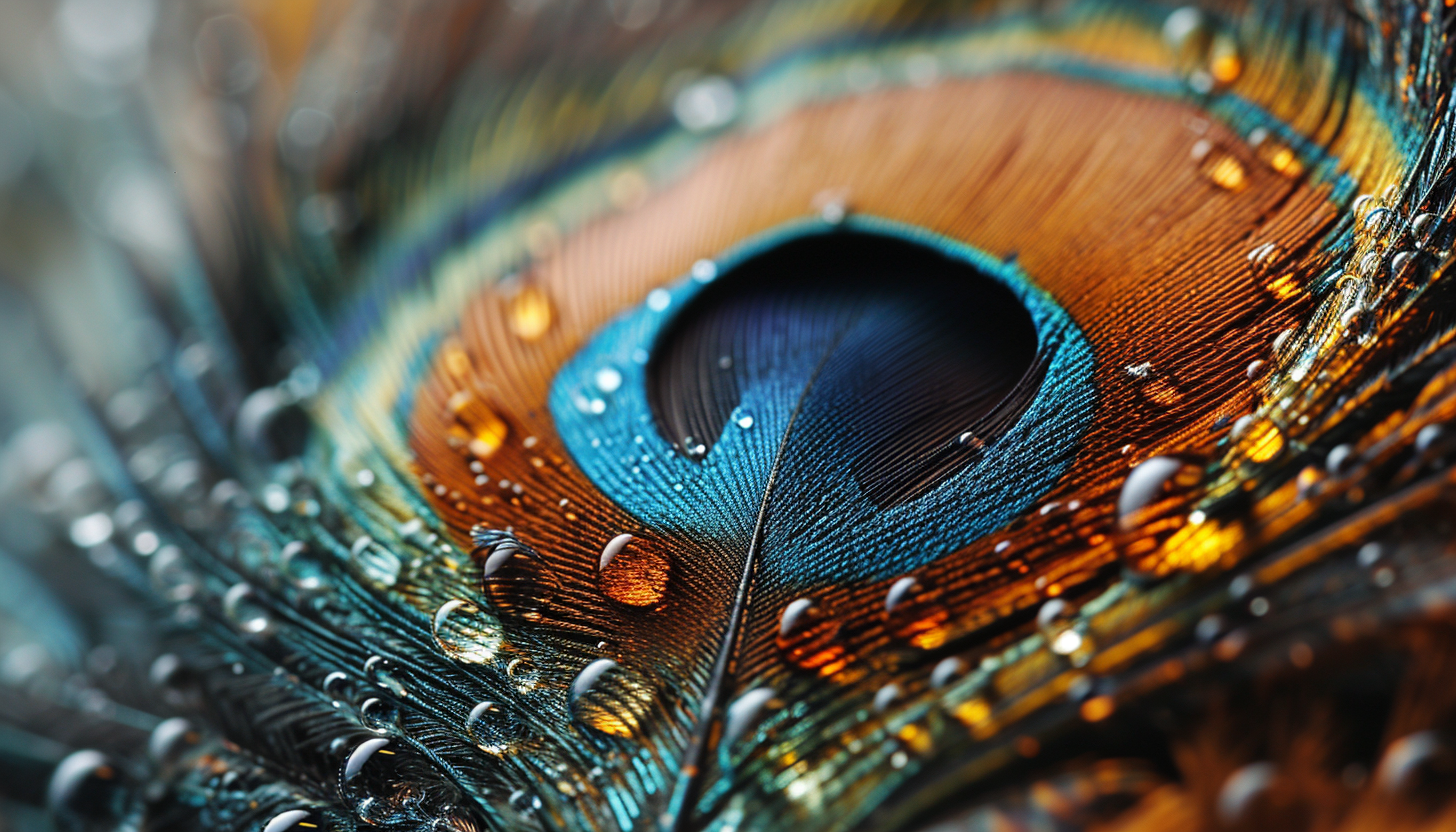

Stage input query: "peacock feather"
[{"left": 3, "top": 0, "right": 1456, "bottom": 830}]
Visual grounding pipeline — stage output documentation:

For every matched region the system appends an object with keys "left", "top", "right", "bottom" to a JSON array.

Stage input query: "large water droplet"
[
  {"left": 431, "top": 599, "right": 501, "bottom": 664},
  {"left": 479, "top": 542, "right": 558, "bottom": 621},
  {"left": 597, "top": 534, "right": 670, "bottom": 607},
  {"left": 46, "top": 750, "right": 130, "bottom": 831},
  {"left": 721, "top": 687, "right": 778, "bottom": 753},
  {"left": 263, "top": 809, "right": 313, "bottom": 832},
  {"left": 569, "top": 658, "right": 655, "bottom": 738}
]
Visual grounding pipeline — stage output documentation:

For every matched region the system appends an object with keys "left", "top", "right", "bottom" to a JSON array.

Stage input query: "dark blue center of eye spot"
[{"left": 549, "top": 216, "right": 1095, "bottom": 585}]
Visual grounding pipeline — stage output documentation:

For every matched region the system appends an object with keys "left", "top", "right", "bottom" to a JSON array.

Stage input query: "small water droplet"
[
  {"left": 1191, "top": 140, "right": 1248, "bottom": 192},
  {"left": 691, "top": 259, "right": 717, "bottom": 282},
  {"left": 432, "top": 599, "right": 501, "bottom": 664},
  {"left": 363, "top": 655, "right": 408, "bottom": 698},
  {"left": 1117, "top": 456, "right": 1197, "bottom": 529},
  {"left": 673, "top": 76, "right": 738, "bottom": 132},
  {"left": 507, "top": 656, "right": 541, "bottom": 693},
  {"left": 733, "top": 407, "right": 754, "bottom": 429},
  {"left": 349, "top": 536, "right": 402, "bottom": 587},
  {"left": 597, "top": 533, "right": 670, "bottom": 607},
  {"left": 46, "top": 750, "right": 130, "bottom": 830},
  {"left": 1235, "top": 418, "right": 1285, "bottom": 462},
  {"left": 593, "top": 366, "right": 623, "bottom": 394},
  {"left": 646, "top": 288, "right": 672, "bottom": 312},
  {"left": 279, "top": 541, "right": 326, "bottom": 591},
  {"left": 569, "top": 658, "right": 655, "bottom": 738},
  {"left": 360, "top": 697, "right": 400, "bottom": 732},
  {"left": 222, "top": 583, "right": 272, "bottom": 636},
  {"left": 322, "top": 671, "right": 350, "bottom": 700},
  {"left": 508, "top": 285, "right": 554, "bottom": 341},
  {"left": 883, "top": 577, "right": 950, "bottom": 649},
  {"left": 509, "top": 788, "right": 543, "bottom": 815},
  {"left": 147, "top": 717, "right": 198, "bottom": 765},
  {"left": 445, "top": 390, "right": 509, "bottom": 459},
  {"left": 148, "top": 544, "right": 201, "bottom": 601}
]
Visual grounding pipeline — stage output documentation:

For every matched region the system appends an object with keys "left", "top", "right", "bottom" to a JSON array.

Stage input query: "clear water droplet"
[
  {"left": 465, "top": 700, "right": 530, "bottom": 754},
  {"left": 148, "top": 544, "right": 201, "bottom": 602},
  {"left": 733, "top": 407, "right": 754, "bottom": 429},
  {"left": 431, "top": 599, "right": 501, "bottom": 664},
  {"left": 594, "top": 366, "right": 623, "bottom": 393},
  {"left": 479, "top": 543, "right": 559, "bottom": 621},
  {"left": 222, "top": 583, "right": 271, "bottom": 636},
  {"left": 569, "top": 658, "right": 656, "bottom": 738},
  {"left": 350, "top": 536, "right": 402, "bottom": 587},
  {"left": 360, "top": 697, "right": 400, "bottom": 732},
  {"left": 363, "top": 655, "right": 408, "bottom": 698},
  {"left": 279, "top": 541, "right": 326, "bottom": 591}
]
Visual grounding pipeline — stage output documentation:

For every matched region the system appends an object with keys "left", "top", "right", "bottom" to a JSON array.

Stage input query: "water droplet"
[
  {"left": 1037, "top": 599, "right": 1093, "bottom": 666},
  {"left": 597, "top": 533, "right": 670, "bottom": 607},
  {"left": 508, "top": 285, "right": 554, "bottom": 341},
  {"left": 1216, "top": 762, "right": 1278, "bottom": 825},
  {"left": 46, "top": 750, "right": 129, "bottom": 829},
  {"left": 279, "top": 541, "right": 326, "bottom": 591},
  {"left": 69, "top": 512, "right": 114, "bottom": 548},
  {"left": 691, "top": 259, "right": 717, "bottom": 282},
  {"left": 1235, "top": 418, "right": 1285, "bottom": 462},
  {"left": 1191, "top": 140, "right": 1249, "bottom": 192},
  {"left": 148, "top": 544, "right": 201, "bottom": 601},
  {"left": 360, "top": 697, "right": 400, "bottom": 732},
  {"left": 775, "top": 597, "right": 845, "bottom": 673},
  {"left": 722, "top": 687, "right": 778, "bottom": 749},
  {"left": 569, "top": 658, "right": 655, "bottom": 738},
  {"left": 350, "top": 536, "right": 402, "bottom": 587},
  {"left": 594, "top": 366, "right": 623, "bottom": 394},
  {"left": 646, "top": 288, "right": 672, "bottom": 312},
  {"left": 263, "top": 809, "right": 313, "bottom": 832},
  {"left": 1412, "top": 212, "right": 1439, "bottom": 243},
  {"left": 673, "top": 76, "right": 738, "bottom": 132},
  {"left": 465, "top": 700, "right": 530, "bottom": 754},
  {"left": 147, "top": 717, "right": 198, "bottom": 765},
  {"left": 883, "top": 577, "right": 950, "bottom": 649},
  {"left": 507, "top": 656, "right": 541, "bottom": 693},
  {"left": 222, "top": 583, "right": 271, "bottom": 636},
  {"left": 322, "top": 671, "right": 351, "bottom": 700},
  {"left": 1117, "top": 456, "right": 1196, "bottom": 529},
  {"left": 1375, "top": 731, "right": 1450, "bottom": 796},
  {"left": 363, "top": 655, "right": 408, "bottom": 698},
  {"left": 873, "top": 683, "right": 902, "bottom": 712},
  {"left": 446, "top": 390, "right": 508, "bottom": 459},
  {"left": 733, "top": 407, "right": 754, "bottom": 429},
  {"left": 479, "top": 542, "right": 559, "bottom": 621},
  {"left": 432, "top": 599, "right": 501, "bottom": 664},
  {"left": 509, "top": 789, "right": 543, "bottom": 815},
  {"left": 930, "top": 657, "right": 965, "bottom": 688}
]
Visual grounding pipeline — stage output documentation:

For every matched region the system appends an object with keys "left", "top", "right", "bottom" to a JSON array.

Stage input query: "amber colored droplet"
[
  {"left": 1265, "top": 273, "right": 1301, "bottom": 301},
  {"left": 884, "top": 579, "right": 951, "bottom": 649},
  {"left": 442, "top": 340, "right": 473, "bottom": 379},
  {"left": 446, "top": 390, "right": 509, "bottom": 459},
  {"left": 597, "top": 534, "right": 670, "bottom": 608},
  {"left": 1080, "top": 695, "right": 1115, "bottom": 722},
  {"left": 508, "top": 285, "right": 554, "bottom": 342},
  {"left": 953, "top": 697, "right": 995, "bottom": 739},
  {"left": 1261, "top": 144, "right": 1304, "bottom": 178},
  {"left": 775, "top": 601, "right": 847, "bottom": 675},
  {"left": 1238, "top": 418, "right": 1285, "bottom": 462},
  {"left": 1201, "top": 152, "right": 1249, "bottom": 192},
  {"left": 1208, "top": 35, "right": 1242, "bottom": 83}
]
